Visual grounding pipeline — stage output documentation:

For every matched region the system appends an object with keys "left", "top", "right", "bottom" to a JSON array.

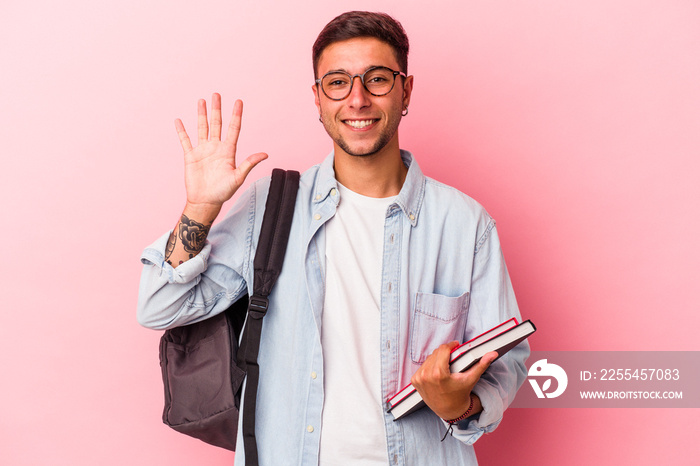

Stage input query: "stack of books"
[{"left": 387, "top": 318, "right": 536, "bottom": 420}]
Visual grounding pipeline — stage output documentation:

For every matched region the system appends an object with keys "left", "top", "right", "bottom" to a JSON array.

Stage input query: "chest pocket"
[{"left": 410, "top": 291, "right": 469, "bottom": 364}]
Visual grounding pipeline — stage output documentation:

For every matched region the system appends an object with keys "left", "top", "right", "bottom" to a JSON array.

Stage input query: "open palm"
[{"left": 176, "top": 93, "right": 268, "bottom": 207}]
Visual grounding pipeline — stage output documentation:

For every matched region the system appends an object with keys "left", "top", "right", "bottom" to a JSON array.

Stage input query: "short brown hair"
[{"left": 312, "top": 11, "right": 409, "bottom": 78}]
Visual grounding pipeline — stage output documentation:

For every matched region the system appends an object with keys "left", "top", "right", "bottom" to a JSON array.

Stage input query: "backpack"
[{"left": 159, "top": 169, "right": 300, "bottom": 462}]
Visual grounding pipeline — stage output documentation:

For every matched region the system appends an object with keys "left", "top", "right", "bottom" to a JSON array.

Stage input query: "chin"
[
  {"left": 337, "top": 135, "right": 394, "bottom": 158},
  {"left": 339, "top": 144, "right": 382, "bottom": 157}
]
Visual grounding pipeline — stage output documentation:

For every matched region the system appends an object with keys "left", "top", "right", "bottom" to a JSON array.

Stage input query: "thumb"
[
  {"left": 473, "top": 351, "right": 498, "bottom": 376},
  {"left": 235, "top": 152, "right": 269, "bottom": 182},
  {"left": 456, "top": 351, "right": 499, "bottom": 385}
]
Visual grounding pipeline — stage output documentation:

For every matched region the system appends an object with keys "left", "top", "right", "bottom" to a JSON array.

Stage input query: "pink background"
[{"left": 2, "top": 1, "right": 699, "bottom": 464}]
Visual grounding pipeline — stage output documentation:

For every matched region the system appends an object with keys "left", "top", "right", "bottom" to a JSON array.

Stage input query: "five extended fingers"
[{"left": 174, "top": 94, "right": 267, "bottom": 195}]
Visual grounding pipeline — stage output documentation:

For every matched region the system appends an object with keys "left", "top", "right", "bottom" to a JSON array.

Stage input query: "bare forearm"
[{"left": 164, "top": 203, "right": 222, "bottom": 267}]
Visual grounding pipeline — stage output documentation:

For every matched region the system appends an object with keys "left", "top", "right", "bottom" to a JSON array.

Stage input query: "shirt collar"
[
  {"left": 313, "top": 152, "right": 339, "bottom": 204},
  {"left": 313, "top": 150, "right": 425, "bottom": 227},
  {"left": 395, "top": 150, "right": 425, "bottom": 227}
]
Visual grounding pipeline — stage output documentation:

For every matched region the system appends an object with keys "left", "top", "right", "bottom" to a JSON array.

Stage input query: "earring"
[
  {"left": 319, "top": 115, "right": 322, "bottom": 123},
  {"left": 402, "top": 107, "right": 408, "bottom": 116}
]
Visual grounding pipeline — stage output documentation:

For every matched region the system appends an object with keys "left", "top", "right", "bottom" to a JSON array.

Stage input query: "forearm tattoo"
[
  {"left": 164, "top": 214, "right": 211, "bottom": 266},
  {"left": 179, "top": 214, "right": 211, "bottom": 253}
]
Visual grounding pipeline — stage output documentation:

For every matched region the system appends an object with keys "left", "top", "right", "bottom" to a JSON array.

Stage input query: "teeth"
[{"left": 345, "top": 119, "right": 375, "bottom": 129}]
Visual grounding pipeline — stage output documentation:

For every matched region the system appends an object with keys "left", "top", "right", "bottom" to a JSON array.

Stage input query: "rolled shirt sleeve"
[{"left": 136, "top": 181, "right": 259, "bottom": 331}]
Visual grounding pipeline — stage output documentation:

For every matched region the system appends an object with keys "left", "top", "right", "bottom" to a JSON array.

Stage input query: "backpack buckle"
[{"left": 248, "top": 296, "right": 269, "bottom": 319}]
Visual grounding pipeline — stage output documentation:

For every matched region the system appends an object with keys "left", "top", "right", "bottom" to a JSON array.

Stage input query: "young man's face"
[{"left": 313, "top": 37, "right": 413, "bottom": 159}]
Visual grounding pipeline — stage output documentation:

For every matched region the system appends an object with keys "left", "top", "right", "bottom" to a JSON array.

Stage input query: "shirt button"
[
  {"left": 307, "top": 425, "right": 314, "bottom": 433},
  {"left": 330, "top": 188, "right": 337, "bottom": 196},
  {"left": 311, "top": 371, "right": 317, "bottom": 379},
  {"left": 314, "top": 213, "right": 321, "bottom": 220},
  {"left": 409, "top": 213, "right": 415, "bottom": 221},
  {"left": 315, "top": 194, "right": 321, "bottom": 200}
]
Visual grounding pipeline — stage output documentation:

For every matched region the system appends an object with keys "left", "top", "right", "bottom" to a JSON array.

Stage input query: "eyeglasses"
[{"left": 315, "top": 66, "right": 407, "bottom": 101}]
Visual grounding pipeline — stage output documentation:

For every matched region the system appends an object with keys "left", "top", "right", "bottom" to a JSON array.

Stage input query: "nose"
[{"left": 346, "top": 75, "right": 372, "bottom": 108}]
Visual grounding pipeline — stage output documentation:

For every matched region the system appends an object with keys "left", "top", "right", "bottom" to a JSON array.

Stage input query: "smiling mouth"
[{"left": 343, "top": 119, "right": 378, "bottom": 129}]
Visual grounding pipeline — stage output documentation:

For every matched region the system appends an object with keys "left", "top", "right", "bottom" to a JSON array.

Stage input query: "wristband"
[{"left": 443, "top": 394, "right": 474, "bottom": 425}]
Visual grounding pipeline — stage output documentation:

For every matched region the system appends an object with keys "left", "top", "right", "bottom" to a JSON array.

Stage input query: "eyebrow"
[{"left": 324, "top": 65, "right": 386, "bottom": 75}]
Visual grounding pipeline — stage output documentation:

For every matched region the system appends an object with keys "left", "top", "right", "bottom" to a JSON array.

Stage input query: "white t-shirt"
[{"left": 319, "top": 183, "right": 395, "bottom": 465}]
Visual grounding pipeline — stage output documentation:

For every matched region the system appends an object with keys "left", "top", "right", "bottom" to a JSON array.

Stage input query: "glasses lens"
[
  {"left": 322, "top": 73, "right": 352, "bottom": 100},
  {"left": 363, "top": 68, "right": 395, "bottom": 96}
]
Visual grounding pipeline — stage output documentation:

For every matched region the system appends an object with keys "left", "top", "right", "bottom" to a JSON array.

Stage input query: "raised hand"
[
  {"left": 164, "top": 94, "right": 267, "bottom": 267},
  {"left": 176, "top": 93, "right": 268, "bottom": 209}
]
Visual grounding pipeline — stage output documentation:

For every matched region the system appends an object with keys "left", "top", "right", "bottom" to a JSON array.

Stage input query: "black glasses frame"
[{"left": 315, "top": 66, "right": 408, "bottom": 101}]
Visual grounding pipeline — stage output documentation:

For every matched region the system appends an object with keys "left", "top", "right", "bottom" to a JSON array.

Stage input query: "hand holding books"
[
  {"left": 388, "top": 318, "right": 536, "bottom": 421},
  {"left": 410, "top": 344, "right": 498, "bottom": 421}
]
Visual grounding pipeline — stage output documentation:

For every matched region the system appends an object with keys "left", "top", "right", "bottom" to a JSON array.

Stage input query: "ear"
[
  {"left": 312, "top": 83, "right": 321, "bottom": 113},
  {"left": 402, "top": 75, "right": 414, "bottom": 110}
]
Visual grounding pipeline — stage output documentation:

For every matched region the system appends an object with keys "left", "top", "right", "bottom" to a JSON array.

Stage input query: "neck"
[{"left": 332, "top": 140, "right": 407, "bottom": 198}]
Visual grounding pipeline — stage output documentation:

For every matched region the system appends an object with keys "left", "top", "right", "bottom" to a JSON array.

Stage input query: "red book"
[{"left": 387, "top": 318, "right": 535, "bottom": 421}]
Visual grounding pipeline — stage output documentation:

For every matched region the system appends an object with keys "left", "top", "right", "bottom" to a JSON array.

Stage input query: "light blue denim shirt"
[{"left": 138, "top": 151, "right": 529, "bottom": 465}]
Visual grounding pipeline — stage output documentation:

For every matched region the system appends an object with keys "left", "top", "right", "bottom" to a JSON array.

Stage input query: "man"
[{"left": 138, "top": 11, "right": 528, "bottom": 465}]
